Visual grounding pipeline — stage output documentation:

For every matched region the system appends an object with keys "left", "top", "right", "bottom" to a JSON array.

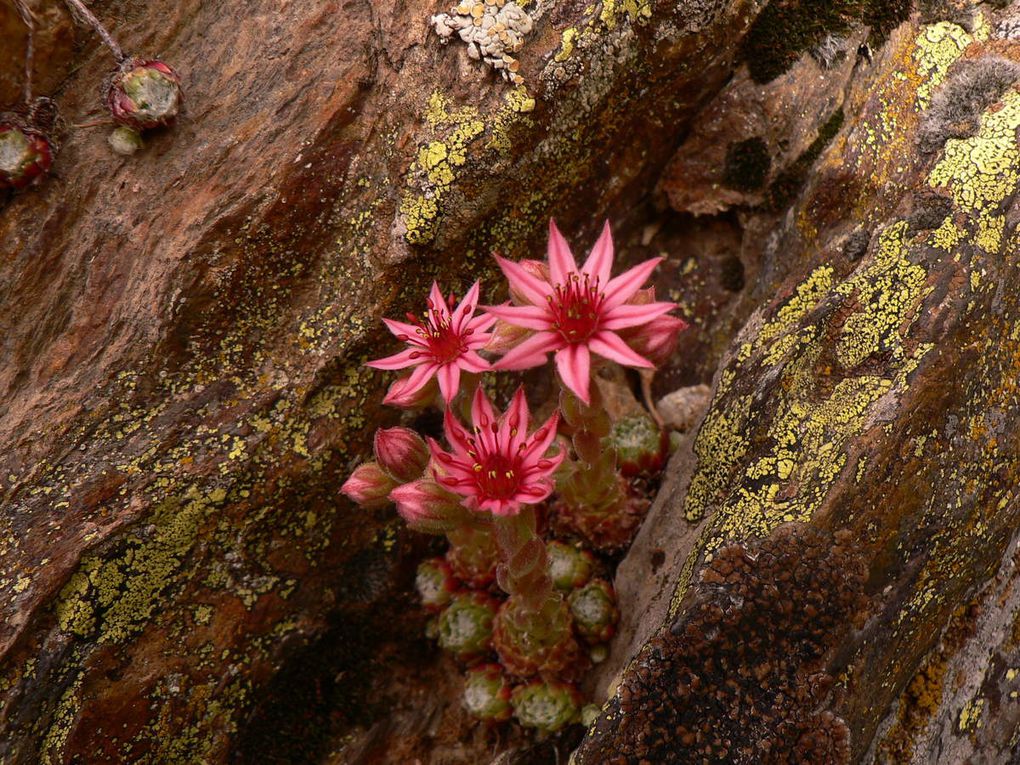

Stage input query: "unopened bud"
[
  {"left": 374, "top": 427, "right": 429, "bottom": 482},
  {"left": 340, "top": 461, "right": 396, "bottom": 508},
  {"left": 389, "top": 478, "right": 469, "bottom": 535}
]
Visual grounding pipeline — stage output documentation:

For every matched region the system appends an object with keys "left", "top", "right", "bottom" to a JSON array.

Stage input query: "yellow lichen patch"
[
  {"left": 673, "top": 219, "right": 933, "bottom": 615},
  {"left": 976, "top": 214, "right": 1005, "bottom": 254},
  {"left": 959, "top": 697, "right": 984, "bottom": 732},
  {"left": 835, "top": 223, "right": 929, "bottom": 368},
  {"left": 39, "top": 675, "right": 83, "bottom": 765},
  {"left": 488, "top": 86, "right": 536, "bottom": 155},
  {"left": 400, "top": 92, "right": 486, "bottom": 244},
  {"left": 928, "top": 216, "right": 964, "bottom": 252},
  {"left": 54, "top": 487, "right": 228, "bottom": 643},
  {"left": 554, "top": 28, "right": 577, "bottom": 62},
  {"left": 913, "top": 21, "right": 983, "bottom": 109},
  {"left": 402, "top": 87, "right": 539, "bottom": 241},
  {"left": 598, "top": 0, "right": 650, "bottom": 30},
  {"left": 929, "top": 90, "right": 1020, "bottom": 214},
  {"left": 737, "top": 266, "right": 834, "bottom": 364}
]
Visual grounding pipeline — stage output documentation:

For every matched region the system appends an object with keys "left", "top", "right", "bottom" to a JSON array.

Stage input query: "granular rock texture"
[{"left": 579, "top": 527, "right": 865, "bottom": 764}]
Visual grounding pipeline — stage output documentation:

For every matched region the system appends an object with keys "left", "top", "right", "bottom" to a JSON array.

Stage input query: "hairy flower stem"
[
  {"left": 493, "top": 508, "right": 553, "bottom": 611},
  {"left": 557, "top": 381, "right": 627, "bottom": 515},
  {"left": 62, "top": 0, "right": 125, "bottom": 62},
  {"left": 491, "top": 509, "right": 578, "bottom": 674}
]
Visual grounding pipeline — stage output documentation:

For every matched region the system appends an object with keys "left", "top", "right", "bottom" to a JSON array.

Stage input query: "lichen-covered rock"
[
  {"left": 0, "top": 0, "right": 760, "bottom": 759},
  {"left": 578, "top": 5, "right": 1020, "bottom": 763}
]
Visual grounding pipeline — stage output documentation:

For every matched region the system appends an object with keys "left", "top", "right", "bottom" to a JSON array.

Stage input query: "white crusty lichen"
[{"left": 431, "top": 0, "right": 533, "bottom": 85}]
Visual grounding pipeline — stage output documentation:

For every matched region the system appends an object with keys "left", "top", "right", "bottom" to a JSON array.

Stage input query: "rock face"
[
  {"left": 3, "top": 0, "right": 1020, "bottom": 763},
  {"left": 577, "top": 5, "right": 1020, "bottom": 764}
]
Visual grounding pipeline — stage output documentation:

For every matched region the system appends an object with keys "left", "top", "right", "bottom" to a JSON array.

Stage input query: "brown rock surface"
[{"left": 5, "top": 0, "right": 1020, "bottom": 763}]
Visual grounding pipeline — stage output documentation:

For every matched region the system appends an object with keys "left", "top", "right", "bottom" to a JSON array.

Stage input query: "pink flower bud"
[
  {"left": 622, "top": 314, "right": 689, "bottom": 367},
  {"left": 484, "top": 319, "right": 533, "bottom": 355},
  {"left": 389, "top": 478, "right": 467, "bottom": 534},
  {"left": 373, "top": 427, "right": 429, "bottom": 482},
  {"left": 340, "top": 461, "right": 396, "bottom": 509},
  {"left": 507, "top": 259, "right": 549, "bottom": 304},
  {"left": 0, "top": 122, "right": 53, "bottom": 190},
  {"left": 107, "top": 58, "right": 182, "bottom": 131},
  {"left": 382, "top": 372, "right": 439, "bottom": 409}
]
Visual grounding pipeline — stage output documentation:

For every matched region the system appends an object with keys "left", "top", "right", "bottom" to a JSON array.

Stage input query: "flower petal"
[
  {"left": 452, "top": 280, "right": 481, "bottom": 333},
  {"left": 365, "top": 347, "right": 421, "bottom": 370},
  {"left": 471, "top": 386, "right": 497, "bottom": 432},
  {"left": 603, "top": 257, "right": 664, "bottom": 309},
  {"left": 440, "top": 413, "right": 473, "bottom": 458},
  {"left": 381, "top": 317, "right": 427, "bottom": 345},
  {"left": 503, "top": 386, "right": 531, "bottom": 451},
  {"left": 494, "top": 255, "right": 551, "bottom": 306},
  {"left": 465, "top": 309, "right": 498, "bottom": 335},
  {"left": 494, "top": 331, "right": 562, "bottom": 371},
  {"left": 590, "top": 330, "right": 654, "bottom": 368},
  {"left": 548, "top": 218, "right": 578, "bottom": 285},
  {"left": 600, "top": 301, "right": 677, "bottom": 330},
  {"left": 484, "top": 304, "right": 552, "bottom": 331},
  {"left": 457, "top": 349, "right": 491, "bottom": 373},
  {"left": 437, "top": 364, "right": 461, "bottom": 402},
  {"left": 555, "top": 344, "right": 591, "bottom": 403},
  {"left": 521, "top": 412, "right": 560, "bottom": 462},
  {"left": 582, "top": 220, "right": 614, "bottom": 285},
  {"left": 428, "top": 281, "right": 450, "bottom": 317}
]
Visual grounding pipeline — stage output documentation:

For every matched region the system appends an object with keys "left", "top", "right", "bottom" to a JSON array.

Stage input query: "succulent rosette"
[
  {"left": 546, "top": 540, "right": 595, "bottom": 591},
  {"left": 0, "top": 121, "right": 52, "bottom": 190},
  {"left": 437, "top": 592, "right": 499, "bottom": 658},
  {"left": 462, "top": 664, "right": 513, "bottom": 722},
  {"left": 107, "top": 58, "right": 182, "bottom": 131},
  {"left": 610, "top": 412, "right": 668, "bottom": 477},
  {"left": 492, "top": 596, "right": 582, "bottom": 678},
  {"left": 415, "top": 557, "right": 459, "bottom": 612},
  {"left": 568, "top": 578, "right": 620, "bottom": 643},
  {"left": 510, "top": 679, "right": 582, "bottom": 732}
]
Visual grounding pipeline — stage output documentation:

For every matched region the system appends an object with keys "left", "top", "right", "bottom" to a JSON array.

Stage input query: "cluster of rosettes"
[
  {"left": 345, "top": 219, "right": 688, "bottom": 734},
  {"left": 431, "top": 0, "right": 533, "bottom": 84},
  {"left": 3, "top": 0, "right": 184, "bottom": 189},
  {"left": 415, "top": 538, "right": 619, "bottom": 731}
]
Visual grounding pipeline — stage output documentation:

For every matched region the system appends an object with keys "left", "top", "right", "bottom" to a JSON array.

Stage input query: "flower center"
[
  {"left": 472, "top": 451, "right": 520, "bottom": 500},
  {"left": 409, "top": 298, "right": 470, "bottom": 364},
  {"left": 548, "top": 273, "right": 604, "bottom": 344}
]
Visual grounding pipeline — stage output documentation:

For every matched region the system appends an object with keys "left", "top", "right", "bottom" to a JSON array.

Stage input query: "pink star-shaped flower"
[
  {"left": 429, "top": 387, "right": 563, "bottom": 517},
  {"left": 367, "top": 281, "right": 496, "bottom": 406},
  {"left": 486, "top": 220, "right": 680, "bottom": 403}
]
